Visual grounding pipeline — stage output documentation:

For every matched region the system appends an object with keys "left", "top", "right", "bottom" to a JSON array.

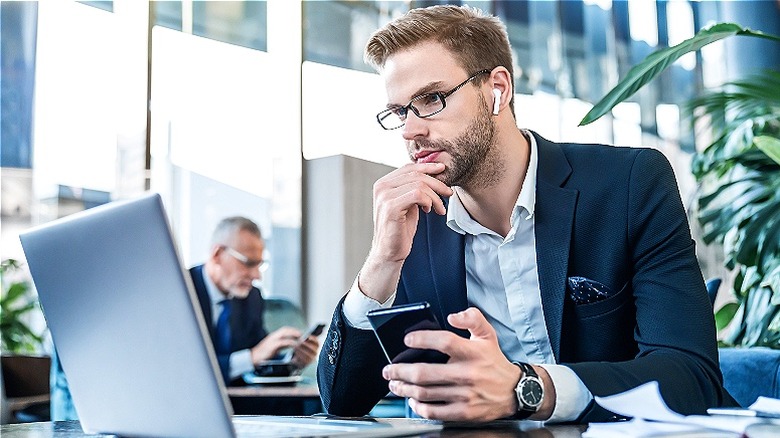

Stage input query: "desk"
[
  {"left": 227, "top": 383, "right": 322, "bottom": 416},
  {"left": 0, "top": 420, "right": 588, "bottom": 437}
]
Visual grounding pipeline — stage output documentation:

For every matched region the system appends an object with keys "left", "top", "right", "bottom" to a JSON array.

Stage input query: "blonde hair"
[{"left": 365, "top": 5, "right": 515, "bottom": 114}]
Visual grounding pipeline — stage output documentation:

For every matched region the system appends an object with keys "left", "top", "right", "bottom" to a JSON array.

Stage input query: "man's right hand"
[
  {"left": 250, "top": 327, "right": 301, "bottom": 364},
  {"left": 358, "top": 162, "right": 453, "bottom": 303}
]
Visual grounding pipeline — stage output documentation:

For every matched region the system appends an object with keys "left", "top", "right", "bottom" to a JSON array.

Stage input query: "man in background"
[{"left": 191, "top": 216, "right": 319, "bottom": 384}]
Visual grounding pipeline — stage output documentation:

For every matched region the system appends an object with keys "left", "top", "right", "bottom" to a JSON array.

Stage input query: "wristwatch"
[{"left": 512, "top": 361, "right": 544, "bottom": 419}]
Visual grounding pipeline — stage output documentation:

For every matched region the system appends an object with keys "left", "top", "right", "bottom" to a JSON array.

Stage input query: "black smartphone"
[{"left": 366, "top": 302, "right": 449, "bottom": 364}]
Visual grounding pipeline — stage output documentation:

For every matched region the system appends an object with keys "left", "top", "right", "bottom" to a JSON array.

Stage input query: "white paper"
[
  {"left": 751, "top": 396, "right": 780, "bottom": 414},
  {"left": 593, "top": 381, "right": 684, "bottom": 423},
  {"left": 585, "top": 381, "right": 780, "bottom": 437}
]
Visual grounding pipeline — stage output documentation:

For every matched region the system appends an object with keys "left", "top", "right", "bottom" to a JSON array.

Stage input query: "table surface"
[
  {"left": 227, "top": 383, "right": 320, "bottom": 398},
  {"left": 0, "top": 419, "right": 589, "bottom": 437}
]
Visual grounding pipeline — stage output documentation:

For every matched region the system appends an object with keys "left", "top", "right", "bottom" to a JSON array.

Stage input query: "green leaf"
[
  {"left": 580, "top": 23, "right": 780, "bottom": 126},
  {"left": 755, "top": 136, "right": 780, "bottom": 166},
  {"left": 715, "top": 302, "right": 740, "bottom": 331}
]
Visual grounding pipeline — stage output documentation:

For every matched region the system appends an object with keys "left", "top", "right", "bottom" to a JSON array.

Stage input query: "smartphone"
[
  {"left": 366, "top": 302, "right": 449, "bottom": 364},
  {"left": 300, "top": 322, "right": 326, "bottom": 341},
  {"left": 280, "top": 323, "right": 327, "bottom": 362}
]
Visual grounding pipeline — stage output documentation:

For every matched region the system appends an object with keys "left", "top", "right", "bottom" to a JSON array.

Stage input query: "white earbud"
[{"left": 492, "top": 89, "right": 501, "bottom": 115}]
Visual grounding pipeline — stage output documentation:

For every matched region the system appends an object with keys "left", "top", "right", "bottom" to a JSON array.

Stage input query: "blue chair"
[
  {"left": 707, "top": 278, "right": 780, "bottom": 407},
  {"left": 706, "top": 278, "right": 722, "bottom": 307},
  {"left": 719, "top": 347, "right": 780, "bottom": 407}
]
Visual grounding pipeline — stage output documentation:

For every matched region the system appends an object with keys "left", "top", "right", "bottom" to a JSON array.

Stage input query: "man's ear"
[
  {"left": 209, "top": 245, "right": 223, "bottom": 263},
  {"left": 488, "top": 67, "right": 513, "bottom": 98}
]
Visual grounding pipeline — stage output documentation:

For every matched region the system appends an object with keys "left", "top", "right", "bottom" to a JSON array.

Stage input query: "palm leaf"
[
  {"left": 756, "top": 136, "right": 780, "bottom": 166},
  {"left": 580, "top": 23, "right": 780, "bottom": 126}
]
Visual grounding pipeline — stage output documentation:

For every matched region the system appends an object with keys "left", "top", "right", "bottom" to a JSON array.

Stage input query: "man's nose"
[{"left": 401, "top": 112, "right": 428, "bottom": 141}]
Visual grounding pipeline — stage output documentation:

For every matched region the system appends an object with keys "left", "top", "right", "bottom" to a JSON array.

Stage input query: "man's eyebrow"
[{"left": 386, "top": 80, "right": 446, "bottom": 108}]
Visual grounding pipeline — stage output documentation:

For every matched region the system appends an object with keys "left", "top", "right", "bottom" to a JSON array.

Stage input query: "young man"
[
  {"left": 317, "top": 5, "right": 734, "bottom": 423},
  {"left": 190, "top": 217, "right": 319, "bottom": 384}
]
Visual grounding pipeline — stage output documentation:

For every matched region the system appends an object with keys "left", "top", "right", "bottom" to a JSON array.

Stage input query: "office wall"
[{"left": 304, "top": 155, "right": 393, "bottom": 326}]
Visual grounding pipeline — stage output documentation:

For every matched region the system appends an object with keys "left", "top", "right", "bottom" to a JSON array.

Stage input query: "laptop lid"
[{"left": 21, "top": 193, "right": 236, "bottom": 437}]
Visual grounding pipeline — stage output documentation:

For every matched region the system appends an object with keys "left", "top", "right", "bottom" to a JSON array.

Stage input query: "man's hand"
[
  {"left": 250, "top": 327, "right": 301, "bottom": 364},
  {"left": 290, "top": 335, "right": 320, "bottom": 368},
  {"left": 381, "top": 307, "right": 548, "bottom": 422},
  {"left": 359, "top": 163, "right": 453, "bottom": 303}
]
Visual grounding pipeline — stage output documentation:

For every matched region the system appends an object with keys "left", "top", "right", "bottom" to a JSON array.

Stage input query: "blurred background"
[{"left": 1, "top": 0, "right": 779, "bottom": 351}]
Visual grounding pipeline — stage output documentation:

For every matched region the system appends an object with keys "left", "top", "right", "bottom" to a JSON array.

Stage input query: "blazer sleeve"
[
  {"left": 566, "top": 148, "right": 735, "bottom": 422},
  {"left": 317, "top": 295, "right": 392, "bottom": 416}
]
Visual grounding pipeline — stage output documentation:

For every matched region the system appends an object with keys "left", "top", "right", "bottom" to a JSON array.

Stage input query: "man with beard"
[
  {"left": 190, "top": 217, "right": 319, "bottom": 384},
  {"left": 317, "top": 4, "right": 735, "bottom": 424}
]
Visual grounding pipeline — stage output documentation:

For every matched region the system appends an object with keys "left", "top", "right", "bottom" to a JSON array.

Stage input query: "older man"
[{"left": 191, "top": 216, "right": 318, "bottom": 384}]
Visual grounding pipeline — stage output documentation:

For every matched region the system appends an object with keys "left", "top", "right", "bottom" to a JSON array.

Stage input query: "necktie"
[{"left": 215, "top": 299, "right": 232, "bottom": 355}]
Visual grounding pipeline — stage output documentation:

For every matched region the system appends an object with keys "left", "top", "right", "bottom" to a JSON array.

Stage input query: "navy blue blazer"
[
  {"left": 189, "top": 264, "right": 268, "bottom": 383},
  {"left": 317, "top": 132, "right": 735, "bottom": 422}
]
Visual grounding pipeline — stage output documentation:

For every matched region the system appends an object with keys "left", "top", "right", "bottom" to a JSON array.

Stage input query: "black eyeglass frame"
[{"left": 376, "top": 69, "right": 492, "bottom": 130}]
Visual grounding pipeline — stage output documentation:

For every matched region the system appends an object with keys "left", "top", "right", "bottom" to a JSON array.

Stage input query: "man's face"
[
  {"left": 382, "top": 41, "right": 497, "bottom": 188},
  {"left": 212, "top": 229, "right": 265, "bottom": 299}
]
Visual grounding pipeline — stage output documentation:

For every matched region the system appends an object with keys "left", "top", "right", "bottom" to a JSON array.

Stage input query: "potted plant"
[
  {"left": 1, "top": 258, "right": 49, "bottom": 411},
  {"left": 1, "top": 258, "right": 44, "bottom": 353},
  {"left": 580, "top": 23, "right": 780, "bottom": 347}
]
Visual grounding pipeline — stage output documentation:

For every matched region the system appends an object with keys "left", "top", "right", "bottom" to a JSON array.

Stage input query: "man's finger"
[{"left": 447, "top": 307, "right": 497, "bottom": 341}]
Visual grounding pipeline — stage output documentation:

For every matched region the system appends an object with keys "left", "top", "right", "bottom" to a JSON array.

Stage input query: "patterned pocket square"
[{"left": 567, "top": 276, "right": 613, "bottom": 305}]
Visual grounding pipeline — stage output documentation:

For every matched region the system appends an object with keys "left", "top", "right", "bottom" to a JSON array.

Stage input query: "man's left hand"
[{"left": 381, "top": 307, "right": 523, "bottom": 421}]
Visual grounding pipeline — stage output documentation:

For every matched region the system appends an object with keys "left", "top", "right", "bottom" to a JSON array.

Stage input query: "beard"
[{"left": 408, "top": 94, "right": 502, "bottom": 189}]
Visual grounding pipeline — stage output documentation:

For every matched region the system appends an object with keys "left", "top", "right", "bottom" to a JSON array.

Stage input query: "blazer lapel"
[{"left": 532, "top": 132, "right": 578, "bottom": 360}]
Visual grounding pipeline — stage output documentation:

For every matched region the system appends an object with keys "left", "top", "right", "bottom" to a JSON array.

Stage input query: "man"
[
  {"left": 317, "top": 5, "right": 735, "bottom": 423},
  {"left": 191, "top": 216, "right": 319, "bottom": 384}
]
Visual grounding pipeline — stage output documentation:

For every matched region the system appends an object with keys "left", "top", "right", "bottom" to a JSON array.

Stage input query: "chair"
[
  {"left": 706, "top": 277, "right": 722, "bottom": 307},
  {"left": 719, "top": 347, "right": 780, "bottom": 407},
  {"left": 708, "top": 278, "right": 780, "bottom": 406},
  {"left": 262, "top": 297, "right": 307, "bottom": 334},
  {"left": 0, "top": 354, "right": 51, "bottom": 423}
]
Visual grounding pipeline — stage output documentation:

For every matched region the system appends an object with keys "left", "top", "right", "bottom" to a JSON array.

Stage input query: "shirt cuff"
[
  {"left": 229, "top": 349, "right": 255, "bottom": 380},
  {"left": 342, "top": 273, "right": 396, "bottom": 329},
  {"left": 538, "top": 364, "right": 593, "bottom": 423}
]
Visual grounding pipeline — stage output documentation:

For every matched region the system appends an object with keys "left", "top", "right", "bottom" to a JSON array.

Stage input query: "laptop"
[{"left": 20, "top": 193, "right": 442, "bottom": 438}]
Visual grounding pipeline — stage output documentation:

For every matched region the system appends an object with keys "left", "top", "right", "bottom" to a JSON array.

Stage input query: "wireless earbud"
[{"left": 492, "top": 89, "right": 501, "bottom": 115}]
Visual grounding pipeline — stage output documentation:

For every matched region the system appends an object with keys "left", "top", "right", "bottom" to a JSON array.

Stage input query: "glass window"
[
  {"left": 152, "top": 1, "right": 182, "bottom": 31},
  {"left": 193, "top": 1, "right": 267, "bottom": 51},
  {"left": 303, "top": 1, "right": 408, "bottom": 73}
]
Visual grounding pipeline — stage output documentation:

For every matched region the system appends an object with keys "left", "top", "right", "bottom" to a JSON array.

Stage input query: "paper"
[
  {"left": 583, "top": 381, "right": 780, "bottom": 437},
  {"left": 751, "top": 396, "right": 780, "bottom": 414},
  {"left": 593, "top": 381, "right": 684, "bottom": 423}
]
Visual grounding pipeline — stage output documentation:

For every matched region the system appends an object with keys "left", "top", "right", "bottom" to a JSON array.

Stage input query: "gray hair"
[{"left": 210, "top": 216, "right": 262, "bottom": 247}]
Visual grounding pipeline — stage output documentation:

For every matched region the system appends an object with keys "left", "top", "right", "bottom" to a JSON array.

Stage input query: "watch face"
[{"left": 521, "top": 378, "right": 544, "bottom": 407}]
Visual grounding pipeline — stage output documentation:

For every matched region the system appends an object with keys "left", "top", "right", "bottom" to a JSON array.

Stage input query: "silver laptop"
[{"left": 20, "top": 193, "right": 441, "bottom": 438}]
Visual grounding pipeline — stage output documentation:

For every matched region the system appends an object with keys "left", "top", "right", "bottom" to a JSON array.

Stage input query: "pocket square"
[{"left": 567, "top": 276, "right": 613, "bottom": 305}]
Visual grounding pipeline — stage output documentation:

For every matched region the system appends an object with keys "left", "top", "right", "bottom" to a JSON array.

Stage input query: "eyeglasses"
[
  {"left": 222, "top": 246, "right": 269, "bottom": 273},
  {"left": 376, "top": 69, "right": 492, "bottom": 130}
]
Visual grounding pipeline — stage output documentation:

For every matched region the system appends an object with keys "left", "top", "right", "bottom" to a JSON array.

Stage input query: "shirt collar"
[{"left": 446, "top": 129, "right": 538, "bottom": 235}]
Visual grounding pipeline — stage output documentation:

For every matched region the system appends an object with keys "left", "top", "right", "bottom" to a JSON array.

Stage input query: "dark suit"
[
  {"left": 189, "top": 265, "right": 268, "bottom": 383},
  {"left": 317, "top": 132, "right": 735, "bottom": 422}
]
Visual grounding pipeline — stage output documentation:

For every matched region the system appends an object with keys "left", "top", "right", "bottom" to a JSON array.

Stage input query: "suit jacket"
[
  {"left": 317, "top": 132, "right": 735, "bottom": 422},
  {"left": 189, "top": 265, "right": 268, "bottom": 383}
]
